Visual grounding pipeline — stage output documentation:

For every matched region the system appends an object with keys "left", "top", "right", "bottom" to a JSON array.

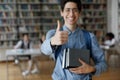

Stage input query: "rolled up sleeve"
[
  {"left": 90, "top": 33, "right": 108, "bottom": 75},
  {"left": 41, "top": 30, "right": 56, "bottom": 55}
]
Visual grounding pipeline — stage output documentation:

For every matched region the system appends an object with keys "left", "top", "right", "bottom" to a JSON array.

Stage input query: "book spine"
[{"left": 62, "top": 49, "right": 66, "bottom": 68}]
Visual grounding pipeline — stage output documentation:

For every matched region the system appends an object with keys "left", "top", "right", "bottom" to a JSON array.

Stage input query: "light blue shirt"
[{"left": 41, "top": 25, "right": 107, "bottom": 80}]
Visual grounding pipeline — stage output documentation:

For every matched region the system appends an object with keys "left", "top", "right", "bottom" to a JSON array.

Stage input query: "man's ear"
[{"left": 60, "top": 10, "right": 63, "bottom": 17}]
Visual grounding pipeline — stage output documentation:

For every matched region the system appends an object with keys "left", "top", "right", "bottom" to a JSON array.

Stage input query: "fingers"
[
  {"left": 56, "top": 20, "right": 61, "bottom": 31},
  {"left": 69, "top": 67, "right": 85, "bottom": 74},
  {"left": 59, "top": 31, "right": 68, "bottom": 38},
  {"left": 57, "top": 32, "right": 68, "bottom": 44}
]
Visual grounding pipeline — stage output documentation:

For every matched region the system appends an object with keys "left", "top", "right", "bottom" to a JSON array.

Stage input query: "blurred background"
[{"left": 0, "top": 0, "right": 120, "bottom": 80}]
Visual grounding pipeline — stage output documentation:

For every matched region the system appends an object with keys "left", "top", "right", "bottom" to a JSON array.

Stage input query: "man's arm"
[
  {"left": 89, "top": 33, "right": 108, "bottom": 75},
  {"left": 14, "top": 41, "right": 22, "bottom": 49},
  {"left": 70, "top": 33, "right": 107, "bottom": 75},
  {"left": 41, "top": 20, "right": 68, "bottom": 55}
]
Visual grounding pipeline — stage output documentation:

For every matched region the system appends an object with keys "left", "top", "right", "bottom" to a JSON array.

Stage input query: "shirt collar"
[{"left": 62, "top": 25, "right": 80, "bottom": 35}]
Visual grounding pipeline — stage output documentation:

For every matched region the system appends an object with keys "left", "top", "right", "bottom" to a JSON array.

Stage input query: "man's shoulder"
[
  {"left": 47, "top": 29, "right": 56, "bottom": 35},
  {"left": 47, "top": 29, "right": 56, "bottom": 34},
  {"left": 17, "top": 40, "right": 23, "bottom": 43}
]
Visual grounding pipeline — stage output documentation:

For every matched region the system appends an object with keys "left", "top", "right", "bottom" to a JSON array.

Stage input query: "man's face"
[
  {"left": 24, "top": 35, "right": 29, "bottom": 42},
  {"left": 61, "top": 2, "right": 80, "bottom": 26}
]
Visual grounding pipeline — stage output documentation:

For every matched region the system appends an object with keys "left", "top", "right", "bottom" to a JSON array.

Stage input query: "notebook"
[{"left": 62, "top": 48, "right": 90, "bottom": 68}]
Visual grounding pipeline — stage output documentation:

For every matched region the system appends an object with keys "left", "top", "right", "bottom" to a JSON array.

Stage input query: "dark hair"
[
  {"left": 22, "top": 33, "right": 29, "bottom": 37},
  {"left": 60, "top": 0, "right": 82, "bottom": 12},
  {"left": 106, "top": 32, "right": 115, "bottom": 40}
]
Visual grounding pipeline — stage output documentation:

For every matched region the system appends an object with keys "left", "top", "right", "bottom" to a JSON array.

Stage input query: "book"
[{"left": 62, "top": 48, "right": 90, "bottom": 69}]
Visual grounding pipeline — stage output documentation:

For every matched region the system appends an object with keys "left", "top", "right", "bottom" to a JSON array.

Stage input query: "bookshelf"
[
  {"left": 40, "top": 0, "right": 60, "bottom": 33},
  {"left": 0, "top": 0, "right": 17, "bottom": 48},
  {"left": 0, "top": 0, "right": 108, "bottom": 48},
  {"left": 0, "top": 0, "right": 42, "bottom": 48},
  {"left": 80, "top": 0, "right": 107, "bottom": 44}
]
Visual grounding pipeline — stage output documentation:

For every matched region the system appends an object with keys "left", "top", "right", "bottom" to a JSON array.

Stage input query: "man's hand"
[
  {"left": 69, "top": 59, "right": 96, "bottom": 74},
  {"left": 51, "top": 20, "right": 68, "bottom": 45}
]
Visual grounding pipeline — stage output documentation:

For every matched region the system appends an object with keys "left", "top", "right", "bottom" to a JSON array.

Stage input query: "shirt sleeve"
[
  {"left": 14, "top": 40, "right": 22, "bottom": 49},
  {"left": 41, "top": 29, "right": 56, "bottom": 55},
  {"left": 90, "top": 33, "right": 108, "bottom": 75}
]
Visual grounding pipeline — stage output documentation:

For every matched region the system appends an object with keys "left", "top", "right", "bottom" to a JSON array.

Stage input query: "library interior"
[{"left": 0, "top": 0, "right": 120, "bottom": 80}]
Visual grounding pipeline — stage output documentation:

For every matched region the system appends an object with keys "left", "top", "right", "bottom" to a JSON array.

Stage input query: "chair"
[{"left": 106, "top": 42, "right": 120, "bottom": 67}]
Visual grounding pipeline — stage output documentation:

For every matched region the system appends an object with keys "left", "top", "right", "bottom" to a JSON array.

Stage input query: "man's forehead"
[{"left": 64, "top": 2, "right": 77, "bottom": 8}]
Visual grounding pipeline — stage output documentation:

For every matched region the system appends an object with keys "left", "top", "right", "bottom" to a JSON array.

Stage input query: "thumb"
[
  {"left": 79, "top": 58, "right": 85, "bottom": 65},
  {"left": 56, "top": 20, "right": 61, "bottom": 31}
]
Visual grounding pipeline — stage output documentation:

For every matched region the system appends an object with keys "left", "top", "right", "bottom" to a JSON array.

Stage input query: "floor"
[{"left": 0, "top": 54, "right": 120, "bottom": 80}]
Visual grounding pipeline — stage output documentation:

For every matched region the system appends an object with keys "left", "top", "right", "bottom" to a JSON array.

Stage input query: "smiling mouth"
[{"left": 68, "top": 17, "right": 75, "bottom": 21}]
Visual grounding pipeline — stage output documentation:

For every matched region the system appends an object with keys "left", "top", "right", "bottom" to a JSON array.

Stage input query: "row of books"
[
  {"left": 0, "top": 32, "right": 41, "bottom": 41},
  {"left": 19, "top": 0, "right": 58, "bottom": 3},
  {"left": 18, "top": 25, "right": 40, "bottom": 32},
  {"left": 0, "top": 12, "right": 16, "bottom": 18},
  {"left": 0, "top": 4, "right": 15, "bottom": 10},
  {"left": 0, "top": 12, "right": 41, "bottom": 18},
  {"left": 0, "top": 0, "right": 59, "bottom": 3},
  {"left": 0, "top": 0, "right": 40, "bottom": 3},
  {"left": 19, "top": 12, "right": 35, "bottom": 18},
  {"left": 82, "top": 11, "right": 106, "bottom": 16},
  {"left": 41, "top": 11, "right": 60, "bottom": 16},
  {"left": 19, "top": 19, "right": 41, "bottom": 25},
  {"left": 41, "top": 0, "right": 58, "bottom": 3},
  {"left": 42, "top": 5, "right": 59, "bottom": 10},
  {"left": 81, "top": 24, "right": 106, "bottom": 30},
  {"left": 0, "top": 27, "right": 17, "bottom": 32},
  {"left": 0, "top": 33, "right": 17, "bottom": 40},
  {"left": 82, "top": 18, "right": 106, "bottom": 24},
  {"left": 0, "top": 41, "right": 16, "bottom": 48},
  {"left": 0, "top": 39, "right": 40, "bottom": 48},
  {"left": 0, "top": 4, "right": 41, "bottom": 11},
  {"left": 17, "top": 0, "right": 40, "bottom": 3},
  {"left": 81, "top": 0, "right": 107, "bottom": 3},
  {"left": 82, "top": 4, "right": 106, "bottom": 10},
  {"left": 0, "top": 25, "right": 40, "bottom": 32},
  {"left": 0, "top": 18, "right": 41, "bottom": 25},
  {"left": 18, "top": 4, "right": 40, "bottom": 10},
  {"left": 33, "top": 11, "right": 105, "bottom": 18}
]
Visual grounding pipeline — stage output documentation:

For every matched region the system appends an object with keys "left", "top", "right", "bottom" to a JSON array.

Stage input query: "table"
[{"left": 6, "top": 49, "right": 41, "bottom": 80}]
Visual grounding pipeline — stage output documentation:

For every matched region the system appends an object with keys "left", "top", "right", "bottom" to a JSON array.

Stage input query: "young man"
[
  {"left": 14, "top": 33, "right": 39, "bottom": 76},
  {"left": 41, "top": 0, "right": 107, "bottom": 80}
]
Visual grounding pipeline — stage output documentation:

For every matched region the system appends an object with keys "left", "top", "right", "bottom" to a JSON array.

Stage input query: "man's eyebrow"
[{"left": 65, "top": 8, "right": 78, "bottom": 9}]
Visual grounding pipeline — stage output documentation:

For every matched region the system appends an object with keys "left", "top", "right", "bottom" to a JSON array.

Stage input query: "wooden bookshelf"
[
  {"left": 0, "top": 0, "right": 17, "bottom": 48},
  {"left": 0, "top": 0, "right": 108, "bottom": 48},
  {"left": 40, "top": 0, "right": 60, "bottom": 33},
  {"left": 80, "top": 0, "right": 107, "bottom": 44},
  {"left": 0, "top": 0, "right": 42, "bottom": 48}
]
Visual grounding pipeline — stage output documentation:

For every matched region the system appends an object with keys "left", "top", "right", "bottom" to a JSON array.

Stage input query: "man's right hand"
[{"left": 51, "top": 20, "right": 68, "bottom": 45}]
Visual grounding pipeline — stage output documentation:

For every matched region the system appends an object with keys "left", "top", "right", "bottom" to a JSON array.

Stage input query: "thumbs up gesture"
[{"left": 51, "top": 20, "right": 68, "bottom": 45}]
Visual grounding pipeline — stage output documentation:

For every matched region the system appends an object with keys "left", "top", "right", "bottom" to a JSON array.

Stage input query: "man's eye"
[
  {"left": 65, "top": 9, "right": 70, "bottom": 12},
  {"left": 73, "top": 9, "right": 79, "bottom": 12}
]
